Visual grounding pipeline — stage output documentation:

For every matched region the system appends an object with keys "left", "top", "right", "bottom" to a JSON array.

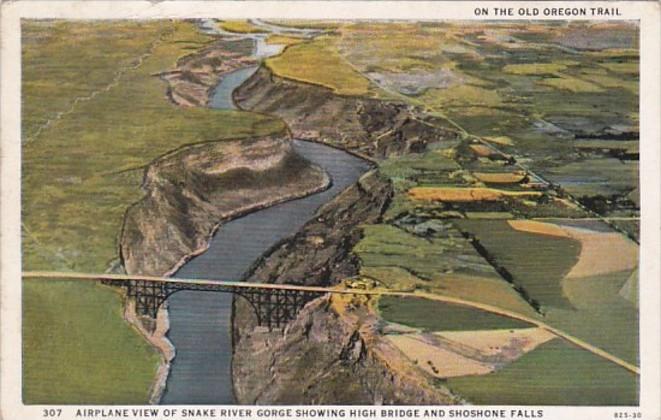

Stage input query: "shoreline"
[
  {"left": 122, "top": 299, "right": 175, "bottom": 404},
  {"left": 122, "top": 157, "right": 332, "bottom": 404}
]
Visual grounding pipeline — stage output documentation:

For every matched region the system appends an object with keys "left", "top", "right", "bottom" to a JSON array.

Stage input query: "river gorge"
[
  {"left": 119, "top": 19, "right": 459, "bottom": 405},
  {"left": 156, "top": 21, "right": 371, "bottom": 404}
]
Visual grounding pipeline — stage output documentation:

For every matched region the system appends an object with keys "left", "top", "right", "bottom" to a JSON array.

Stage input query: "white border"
[{"left": 2, "top": 2, "right": 660, "bottom": 420}]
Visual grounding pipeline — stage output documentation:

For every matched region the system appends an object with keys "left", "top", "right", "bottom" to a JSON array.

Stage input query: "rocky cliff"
[
  {"left": 234, "top": 67, "right": 461, "bottom": 159},
  {"left": 159, "top": 38, "right": 255, "bottom": 108},
  {"left": 120, "top": 133, "right": 329, "bottom": 277},
  {"left": 233, "top": 294, "right": 460, "bottom": 404},
  {"left": 232, "top": 171, "right": 457, "bottom": 404},
  {"left": 245, "top": 170, "right": 392, "bottom": 287}
]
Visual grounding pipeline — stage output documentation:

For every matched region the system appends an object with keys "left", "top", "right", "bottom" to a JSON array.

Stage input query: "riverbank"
[
  {"left": 120, "top": 134, "right": 330, "bottom": 276},
  {"left": 158, "top": 37, "right": 256, "bottom": 108},
  {"left": 234, "top": 66, "right": 460, "bottom": 159},
  {"left": 22, "top": 19, "right": 641, "bottom": 405},
  {"left": 118, "top": 134, "right": 331, "bottom": 403},
  {"left": 122, "top": 300, "right": 175, "bottom": 404},
  {"left": 21, "top": 20, "right": 291, "bottom": 404},
  {"left": 116, "top": 21, "right": 352, "bottom": 403}
]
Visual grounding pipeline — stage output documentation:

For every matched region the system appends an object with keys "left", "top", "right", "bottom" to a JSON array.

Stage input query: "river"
[{"left": 160, "top": 20, "right": 370, "bottom": 404}]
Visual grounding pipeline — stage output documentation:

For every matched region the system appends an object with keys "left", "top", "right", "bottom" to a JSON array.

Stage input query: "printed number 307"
[{"left": 43, "top": 409, "right": 62, "bottom": 417}]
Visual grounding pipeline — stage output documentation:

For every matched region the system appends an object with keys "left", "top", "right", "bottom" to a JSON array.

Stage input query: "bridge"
[
  {"left": 22, "top": 271, "right": 640, "bottom": 375},
  {"left": 21, "top": 271, "right": 343, "bottom": 329}
]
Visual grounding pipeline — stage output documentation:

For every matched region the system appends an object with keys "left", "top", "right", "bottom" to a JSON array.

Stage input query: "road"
[{"left": 23, "top": 270, "right": 640, "bottom": 375}]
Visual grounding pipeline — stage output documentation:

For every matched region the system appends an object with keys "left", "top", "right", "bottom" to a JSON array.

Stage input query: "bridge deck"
[{"left": 22, "top": 271, "right": 364, "bottom": 294}]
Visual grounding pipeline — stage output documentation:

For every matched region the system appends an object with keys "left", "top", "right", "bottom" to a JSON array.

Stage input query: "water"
[
  {"left": 254, "top": 38, "right": 285, "bottom": 59},
  {"left": 162, "top": 141, "right": 370, "bottom": 404},
  {"left": 161, "top": 20, "right": 370, "bottom": 404},
  {"left": 210, "top": 66, "right": 259, "bottom": 109}
]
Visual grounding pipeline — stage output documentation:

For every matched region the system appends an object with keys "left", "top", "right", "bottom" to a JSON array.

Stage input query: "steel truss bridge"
[{"left": 23, "top": 271, "right": 338, "bottom": 330}]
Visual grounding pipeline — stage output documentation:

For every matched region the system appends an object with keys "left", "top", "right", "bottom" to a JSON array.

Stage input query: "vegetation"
[
  {"left": 543, "top": 158, "right": 639, "bottom": 198},
  {"left": 285, "top": 21, "right": 640, "bottom": 405},
  {"left": 547, "top": 270, "right": 639, "bottom": 365},
  {"left": 356, "top": 224, "right": 535, "bottom": 316},
  {"left": 378, "top": 296, "right": 530, "bottom": 331},
  {"left": 598, "top": 61, "right": 638, "bottom": 74},
  {"left": 377, "top": 150, "right": 463, "bottom": 188},
  {"left": 539, "top": 76, "right": 605, "bottom": 93},
  {"left": 408, "top": 187, "right": 542, "bottom": 202},
  {"left": 448, "top": 339, "right": 638, "bottom": 405},
  {"left": 22, "top": 21, "right": 167, "bottom": 142},
  {"left": 266, "top": 37, "right": 373, "bottom": 95},
  {"left": 338, "top": 22, "right": 458, "bottom": 73},
  {"left": 502, "top": 62, "right": 576, "bottom": 75},
  {"left": 23, "top": 19, "right": 640, "bottom": 406},
  {"left": 266, "top": 20, "right": 341, "bottom": 30},
  {"left": 418, "top": 85, "right": 505, "bottom": 112},
  {"left": 454, "top": 220, "right": 581, "bottom": 309},
  {"left": 22, "top": 20, "right": 284, "bottom": 403},
  {"left": 218, "top": 20, "right": 266, "bottom": 34},
  {"left": 266, "top": 34, "right": 305, "bottom": 46},
  {"left": 23, "top": 280, "right": 159, "bottom": 403}
]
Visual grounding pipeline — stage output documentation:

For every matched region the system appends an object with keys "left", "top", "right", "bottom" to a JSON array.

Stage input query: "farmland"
[
  {"left": 330, "top": 21, "right": 639, "bottom": 212},
  {"left": 218, "top": 20, "right": 267, "bottom": 34},
  {"left": 266, "top": 37, "right": 375, "bottom": 96},
  {"left": 448, "top": 339, "right": 638, "bottom": 405},
  {"left": 452, "top": 219, "right": 581, "bottom": 310},
  {"left": 379, "top": 296, "right": 531, "bottom": 331},
  {"left": 313, "top": 20, "right": 638, "bottom": 404}
]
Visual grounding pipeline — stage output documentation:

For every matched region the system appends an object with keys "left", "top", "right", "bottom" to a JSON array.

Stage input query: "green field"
[
  {"left": 266, "top": 21, "right": 639, "bottom": 405},
  {"left": 546, "top": 270, "right": 639, "bottom": 365},
  {"left": 448, "top": 339, "right": 638, "bottom": 405},
  {"left": 22, "top": 20, "right": 284, "bottom": 403},
  {"left": 355, "top": 224, "right": 474, "bottom": 280},
  {"left": 23, "top": 280, "right": 159, "bottom": 404},
  {"left": 454, "top": 220, "right": 581, "bottom": 310},
  {"left": 378, "top": 296, "right": 530, "bottom": 331},
  {"left": 266, "top": 37, "right": 374, "bottom": 96},
  {"left": 452, "top": 220, "right": 639, "bottom": 365}
]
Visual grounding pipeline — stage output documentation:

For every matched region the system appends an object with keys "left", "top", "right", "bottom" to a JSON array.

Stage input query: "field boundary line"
[{"left": 396, "top": 291, "right": 641, "bottom": 375}]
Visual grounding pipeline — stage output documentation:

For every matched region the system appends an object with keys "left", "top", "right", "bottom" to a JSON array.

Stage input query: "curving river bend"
[{"left": 161, "top": 21, "right": 370, "bottom": 404}]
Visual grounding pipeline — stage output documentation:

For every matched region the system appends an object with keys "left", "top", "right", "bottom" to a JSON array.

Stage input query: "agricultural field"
[
  {"left": 378, "top": 296, "right": 530, "bottom": 331},
  {"left": 271, "top": 20, "right": 639, "bottom": 215},
  {"left": 448, "top": 339, "right": 639, "bottom": 405},
  {"left": 330, "top": 21, "right": 638, "bottom": 404},
  {"left": 218, "top": 20, "right": 267, "bottom": 34},
  {"left": 452, "top": 219, "right": 581, "bottom": 310},
  {"left": 266, "top": 37, "right": 376, "bottom": 96}
]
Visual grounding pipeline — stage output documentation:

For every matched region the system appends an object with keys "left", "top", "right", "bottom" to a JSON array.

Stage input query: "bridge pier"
[
  {"left": 127, "top": 280, "right": 167, "bottom": 318},
  {"left": 251, "top": 289, "right": 318, "bottom": 330}
]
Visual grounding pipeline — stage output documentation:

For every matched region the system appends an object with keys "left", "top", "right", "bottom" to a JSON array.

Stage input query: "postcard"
[{"left": 1, "top": 1, "right": 659, "bottom": 419}]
